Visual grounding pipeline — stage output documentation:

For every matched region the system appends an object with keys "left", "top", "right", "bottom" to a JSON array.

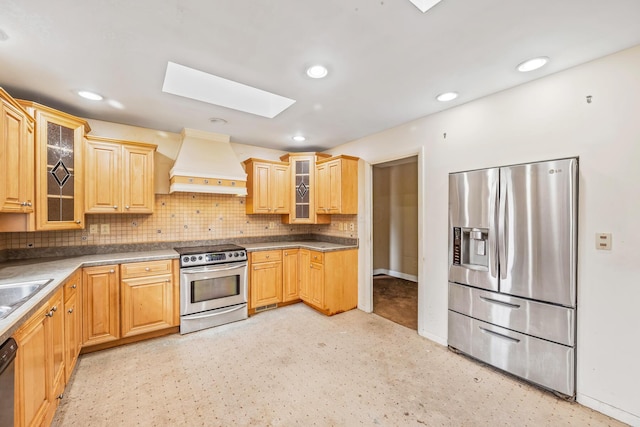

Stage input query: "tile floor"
[{"left": 53, "top": 304, "right": 623, "bottom": 426}]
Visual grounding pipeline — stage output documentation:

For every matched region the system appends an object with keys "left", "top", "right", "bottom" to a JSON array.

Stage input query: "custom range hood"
[{"left": 169, "top": 128, "right": 247, "bottom": 196}]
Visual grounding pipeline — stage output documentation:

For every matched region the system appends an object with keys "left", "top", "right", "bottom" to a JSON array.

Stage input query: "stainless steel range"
[{"left": 175, "top": 244, "right": 248, "bottom": 334}]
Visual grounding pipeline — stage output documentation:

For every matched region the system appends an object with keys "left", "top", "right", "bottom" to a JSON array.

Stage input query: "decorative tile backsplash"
[{"left": 0, "top": 193, "right": 357, "bottom": 250}]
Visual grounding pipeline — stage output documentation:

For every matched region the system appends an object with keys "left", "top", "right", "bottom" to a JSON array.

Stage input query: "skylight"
[{"left": 162, "top": 62, "right": 296, "bottom": 119}]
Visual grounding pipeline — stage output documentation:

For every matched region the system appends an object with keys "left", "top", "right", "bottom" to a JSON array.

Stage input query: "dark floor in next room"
[{"left": 373, "top": 274, "right": 418, "bottom": 330}]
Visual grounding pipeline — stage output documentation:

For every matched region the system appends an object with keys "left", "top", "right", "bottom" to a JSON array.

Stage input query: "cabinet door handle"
[
  {"left": 68, "top": 308, "right": 73, "bottom": 314},
  {"left": 113, "top": 205, "right": 118, "bottom": 209},
  {"left": 51, "top": 305, "right": 58, "bottom": 312},
  {"left": 109, "top": 269, "right": 115, "bottom": 273},
  {"left": 125, "top": 205, "right": 130, "bottom": 209},
  {"left": 57, "top": 393, "right": 64, "bottom": 400},
  {"left": 75, "top": 220, "right": 81, "bottom": 224},
  {"left": 45, "top": 310, "right": 54, "bottom": 318},
  {"left": 145, "top": 267, "right": 151, "bottom": 271},
  {"left": 71, "top": 284, "right": 77, "bottom": 289}
]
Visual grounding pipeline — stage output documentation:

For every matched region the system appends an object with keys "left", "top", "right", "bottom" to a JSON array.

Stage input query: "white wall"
[{"left": 334, "top": 45, "right": 640, "bottom": 424}]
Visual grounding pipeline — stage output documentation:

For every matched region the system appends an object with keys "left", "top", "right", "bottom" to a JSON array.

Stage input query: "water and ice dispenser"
[{"left": 452, "top": 227, "right": 489, "bottom": 269}]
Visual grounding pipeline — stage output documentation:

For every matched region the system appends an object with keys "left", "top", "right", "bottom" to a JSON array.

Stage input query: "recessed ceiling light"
[
  {"left": 408, "top": 0, "right": 442, "bottom": 13},
  {"left": 306, "top": 65, "right": 328, "bottom": 79},
  {"left": 517, "top": 57, "right": 549, "bottom": 72},
  {"left": 436, "top": 92, "right": 458, "bottom": 102},
  {"left": 77, "top": 90, "right": 103, "bottom": 101},
  {"left": 292, "top": 135, "right": 306, "bottom": 142}
]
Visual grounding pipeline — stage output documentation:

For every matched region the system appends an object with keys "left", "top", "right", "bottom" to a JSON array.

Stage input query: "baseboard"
[
  {"left": 576, "top": 393, "right": 639, "bottom": 425},
  {"left": 372, "top": 268, "right": 418, "bottom": 282},
  {"left": 419, "top": 330, "right": 448, "bottom": 347}
]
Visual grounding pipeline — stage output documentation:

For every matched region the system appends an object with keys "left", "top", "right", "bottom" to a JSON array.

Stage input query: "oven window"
[{"left": 191, "top": 276, "right": 240, "bottom": 303}]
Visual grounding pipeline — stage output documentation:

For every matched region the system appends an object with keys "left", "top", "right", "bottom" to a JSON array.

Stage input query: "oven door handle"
[
  {"left": 185, "top": 304, "right": 246, "bottom": 319},
  {"left": 182, "top": 264, "right": 247, "bottom": 274}
]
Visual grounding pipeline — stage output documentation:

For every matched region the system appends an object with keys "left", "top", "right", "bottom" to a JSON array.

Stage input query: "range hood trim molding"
[{"left": 169, "top": 182, "right": 247, "bottom": 196}]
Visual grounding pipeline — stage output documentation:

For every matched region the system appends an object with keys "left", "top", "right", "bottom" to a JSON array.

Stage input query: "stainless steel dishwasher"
[{"left": 0, "top": 337, "right": 18, "bottom": 427}]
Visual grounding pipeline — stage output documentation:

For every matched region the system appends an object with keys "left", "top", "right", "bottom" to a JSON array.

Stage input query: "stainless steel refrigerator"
[{"left": 448, "top": 157, "right": 578, "bottom": 396}]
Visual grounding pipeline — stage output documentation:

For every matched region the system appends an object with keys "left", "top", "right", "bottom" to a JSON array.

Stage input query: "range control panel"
[{"left": 180, "top": 250, "right": 247, "bottom": 267}]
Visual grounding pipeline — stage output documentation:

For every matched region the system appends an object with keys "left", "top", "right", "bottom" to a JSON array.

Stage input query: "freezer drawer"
[
  {"left": 448, "top": 310, "right": 575, "bottom": 396},
  {"left": 448, "top": 282, "right": 575, "bottom": 346}
]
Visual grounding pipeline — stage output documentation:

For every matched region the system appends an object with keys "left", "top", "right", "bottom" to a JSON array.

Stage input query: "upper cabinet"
[
  {"left": 243, "top": 158, "right": 290, "bottom": 214},
  {"left": 18, "top": 100, "right": 90, "bottom": 230},
  {"left": 0, "top": 88, "right": 34, "bottom": 214},
  {"left": 280, "top": 153, "right": 331, "bottom": 224},
  {"left": 316, "top": 155, "right": 358, "bottom": 215},
  {"left": 85, "top": 136, "right": 156, "bottom": 214}
]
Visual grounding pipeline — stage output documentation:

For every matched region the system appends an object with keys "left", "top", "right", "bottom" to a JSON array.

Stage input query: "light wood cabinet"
[
  {"left": 243, "top": 158, "right": 290, "bottom": 214},
  {"left": 280, "top": 153, "right": 330, "bottom": 224},
  {"left": 18, "top": 101, "right": 90, "bottom": 230},
  {"left": 316, "top": 155, "right": 359, "bottom": 214},
  {"left": 299, "top": 249, "right": 358, "bottom": 315},
  {"left": 0, "top": 88, "right": 34, "bottom": 214},
  {"left": 120, "top": 259, "right": 175, "bottom": 338},
  {"left": 85, "top": 136, "right": 156, "bottom": 214},
  {"left": 282, "top": 249, "right": 300, "bottom": 302},
  {"left": 63, "top": 269, "right": 82, "bottom": 383},
  {"left": 82, "top": 264, "right": 120, "bottom": 346},
  {"left": 249, "top": 250, "right": 282, "bottom": 308},
  {"left": 13, "top": 288, "right": 65, "bottom": 427}
]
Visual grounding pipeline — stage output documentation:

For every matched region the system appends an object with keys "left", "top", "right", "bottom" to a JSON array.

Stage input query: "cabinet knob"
[
  {"left": 125, "top": 205, "right": 130, "bottom": 209},
  {"left": 113, "top": 206, "right": 118, "bottom": 209},
  {"left": 51, "top": 305, "right": 58, "bottom": 312},
  {"left": 45, "top": 310, "right": 54, "bottom": 318},
  {"left": 68, "top": 308, "right": 73, "bottom": 314},
  {"left": 145, "top": 267, "right": 150, "bottom": 271},
  {"left": 166, "top": 279, "right": 171, "bottom": 283},
  {"left": 27, "top": 202, "right": 32, "bottom": 207},
  {"left": 57, "top": 393, "right": 64, "bottom": 400},
  {"left": 75, "top": 220, "right": 81, "bottom": 224},
  {"left": 266, "top": 255, "right": 270, "bottom": 259},
  {"left": 109, "top": 269, "right": 115, "bottom": 273},
  {"left": 71, "top": 284, "right": 77, "bottom": 289}
]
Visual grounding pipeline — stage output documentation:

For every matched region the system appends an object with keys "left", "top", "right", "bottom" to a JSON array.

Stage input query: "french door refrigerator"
[{"left": 448, "top": 157, "right": 578, "bottom": 396}]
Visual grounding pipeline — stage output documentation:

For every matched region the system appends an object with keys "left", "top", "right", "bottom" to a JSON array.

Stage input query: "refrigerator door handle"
[
  {"left": 479, "top": 295, "right": 521, "bottom": 309},
  {"left": 479, "top": 326, "right": 521, "bottom": 343},
  {"left": 489, "top": 175, "right": 499, "bottom": 279},
  {"left": 498, "top": 172, "right": 508, "bottom": 280}
]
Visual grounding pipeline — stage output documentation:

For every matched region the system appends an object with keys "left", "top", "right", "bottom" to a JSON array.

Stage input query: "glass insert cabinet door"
[{"left": 19, "top": 101, "right": 89, "bottom": 230}]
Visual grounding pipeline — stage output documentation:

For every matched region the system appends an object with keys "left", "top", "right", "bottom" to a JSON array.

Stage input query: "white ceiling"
[{"left": 1, "top": 0, "right": 640, "bottom": 151}]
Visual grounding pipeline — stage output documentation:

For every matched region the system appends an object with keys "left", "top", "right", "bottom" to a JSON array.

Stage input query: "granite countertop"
[
  {"left": 243, "top": 241, "right": 358, "bottom": 252},
  {"left": 0, "top": 240, "right": 357, "bottom": 344}
]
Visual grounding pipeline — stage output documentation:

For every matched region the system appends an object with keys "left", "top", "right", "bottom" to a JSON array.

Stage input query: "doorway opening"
[{"left": 372, "top": 156, "right": 418, "bottom": 330}]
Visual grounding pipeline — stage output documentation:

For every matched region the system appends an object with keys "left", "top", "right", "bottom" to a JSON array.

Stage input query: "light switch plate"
[
  {"left": 101, "top": 224, "right": 110, "bottom": 235},
  {"left": 596, "top": 233, "right": 612, "bottom": 250}
]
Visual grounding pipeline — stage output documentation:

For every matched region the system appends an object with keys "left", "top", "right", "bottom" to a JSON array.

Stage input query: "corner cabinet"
[
  {"left": 280, "top": 153, "right": 331, "bottom": 224},
  {"left": 0, "top": 88, "right": 34, "bottom": 213},
  {"left": 243, "top": 159, "right": 290, "bottom": 214},
  {"left": 316, "top": 155, "right": 358, "bottom": 214},
  {"left": 299, "top": 249, "right": 358, "bottom": 315},
  {"left": 85, "top": 136, "right": 156, "bottom": 214},
  {"left": 18, "top": 100, "right": 91, "bottom": 230},
  {"left": 82, "top": 265, "right": 120, "bottom": 347}
]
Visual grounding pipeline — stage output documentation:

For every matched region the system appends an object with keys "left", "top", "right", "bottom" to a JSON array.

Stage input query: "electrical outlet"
[
  {"left": 100, "top": 224, "right": 110, "bottom": 235},
  {"left": 349, "top": 222, "right": 355, "bottom": 231},
  {"left": 338, "top": 222, "right": 343, "bottom": 231},
  {"left": 596, "top": 233, "right": 612, "bottom": 250},
  {"left": 89, "top": 224, "right": 99, "bottom": 234}
]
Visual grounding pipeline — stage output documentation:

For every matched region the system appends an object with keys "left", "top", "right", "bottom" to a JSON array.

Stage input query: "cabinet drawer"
[
  {"left": 448, "top": 282, "right": 575, "bottom": 346},
  {"left": 251, "top": 250, "right": 282, "bottom": 263},
  {"left": 121, "top": 259, "right": 173, "bottom": 279},
  {"left": 309, "top": 251, "right": 324, "bottom": 264},
  {"left": 64, "top": 269, "right": 82, "bottom": 301},
  {"left": 448, "top": 310, "right": 575, "bottom": 396}
]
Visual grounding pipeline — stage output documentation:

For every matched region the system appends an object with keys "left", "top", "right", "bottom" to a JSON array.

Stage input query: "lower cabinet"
[
  {"left": 299, "top": 249, "right": 358, "bottom": 315},
  {"left": 63, "top": 269, "right": 82, "bottom": 383},
  {"left": 249, "top": 250, "right": 283, "bottom": 309},
  {"left": 82, "top": 259, "right": 178, "bottom": 350},
  {"left": 250, "top": 247, "right": 358, "bottom": 316},
  {"left": 82, "top": 264, "right": 120, "bottom": 346},
  {"left": 120, "top": 259, "right": 175, "bottom": 338},
  {"left": 13, "top": 287, "right": 65, "bottom": 427}
]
